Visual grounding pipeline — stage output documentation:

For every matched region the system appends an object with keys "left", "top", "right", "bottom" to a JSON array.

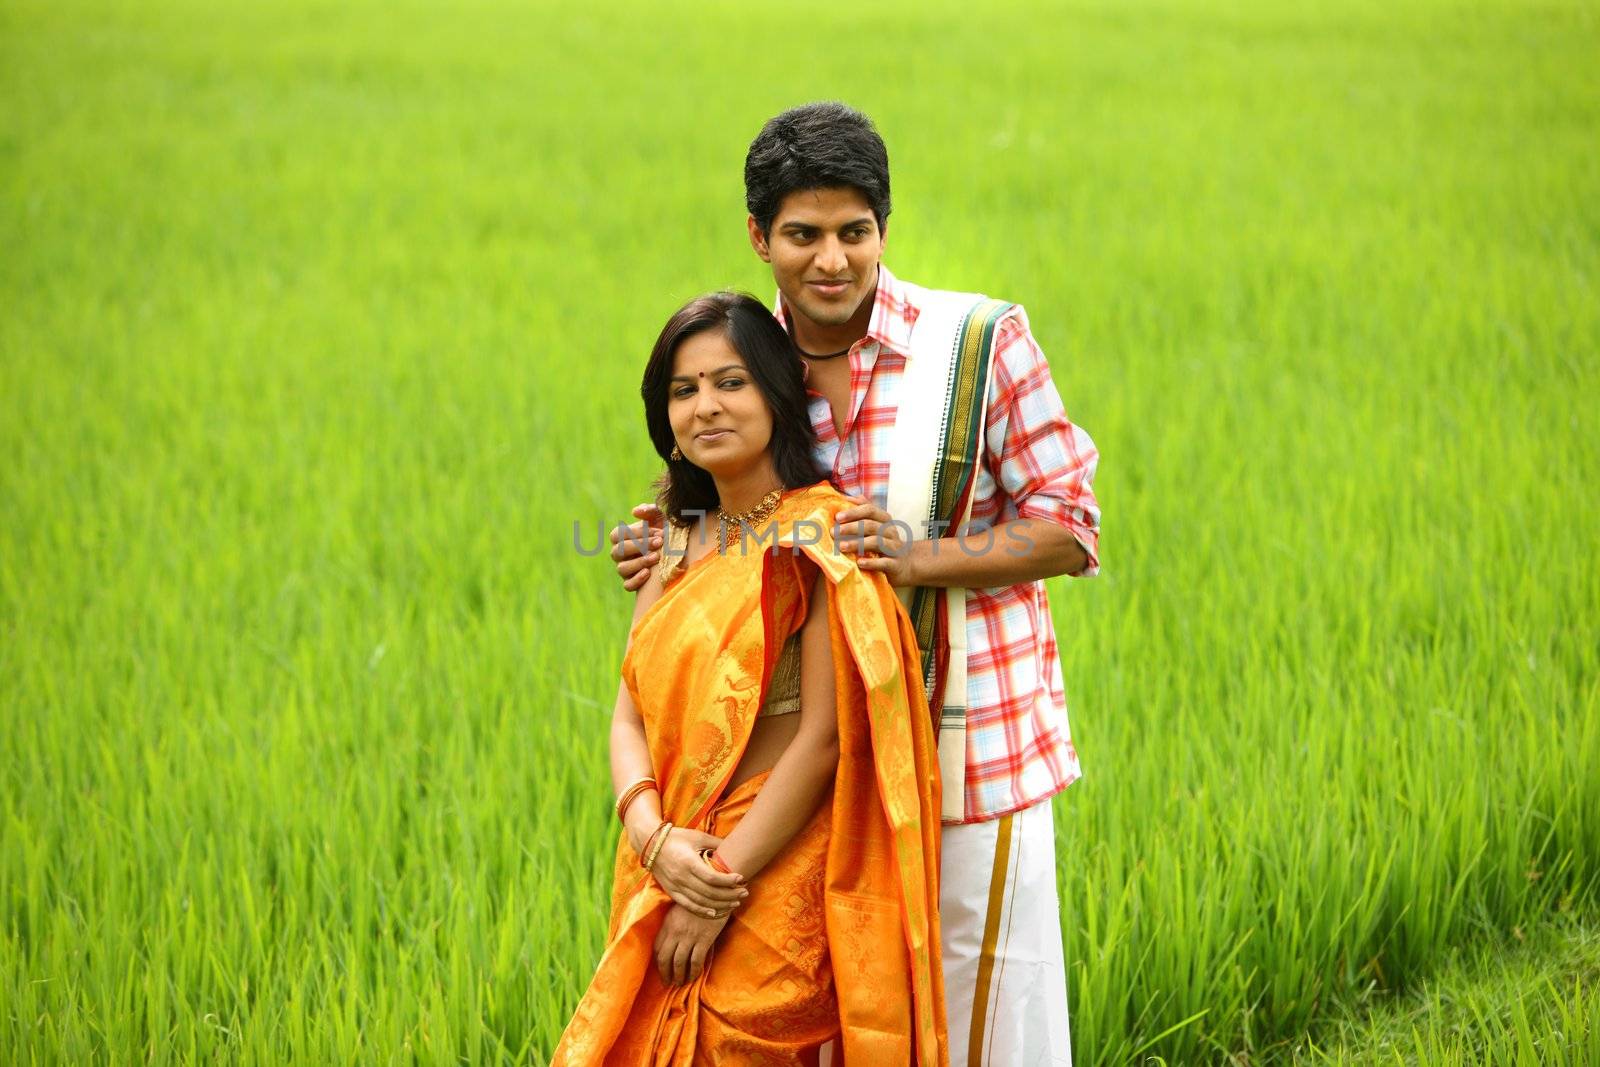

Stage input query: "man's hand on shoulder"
[
  {"left": 610, "top": 503, "right": 664, "bottom": 592},
  {"left": 832, "top": 496, "right": 916, "bottom": 587}
]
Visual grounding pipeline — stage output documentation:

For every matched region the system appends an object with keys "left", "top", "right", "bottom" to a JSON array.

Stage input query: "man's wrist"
[{"left": 897, "top": 537, "right": 935, "bottom": 587}]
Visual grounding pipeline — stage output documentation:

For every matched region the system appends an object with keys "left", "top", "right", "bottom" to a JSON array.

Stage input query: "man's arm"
[
  {"left": 841, "top": 305, "right": 1100, "bottom": 587},
  {"left": 878, "top": 516, "right": 1085, "bottom": 588}
]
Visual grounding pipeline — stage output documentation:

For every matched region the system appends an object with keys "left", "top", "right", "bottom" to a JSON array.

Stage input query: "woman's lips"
[{"left": 696, "top": 430, "right": 732, "bottom": 443}]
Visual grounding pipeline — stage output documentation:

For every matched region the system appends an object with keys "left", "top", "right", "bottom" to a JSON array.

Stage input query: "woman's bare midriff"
[{"left": 726, "top": 713, "right": 801, "bottom": 791}]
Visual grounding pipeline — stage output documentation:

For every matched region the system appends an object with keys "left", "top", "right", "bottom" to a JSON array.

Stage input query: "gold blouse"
[{"left": 758, "top": 634, "right": 802, "bottom": 718}]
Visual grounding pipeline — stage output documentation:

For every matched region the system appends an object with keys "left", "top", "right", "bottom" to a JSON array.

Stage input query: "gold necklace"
[{"left": 716, "top": 488, "right": 783, "bottom": 550}]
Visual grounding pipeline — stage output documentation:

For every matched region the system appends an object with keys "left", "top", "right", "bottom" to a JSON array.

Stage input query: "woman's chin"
[
  {"left": 687, "top": 445, "right": 738, "bottom": 470},
  {"left": 694, "top": 455, "right": 770, "bottom": 485}
]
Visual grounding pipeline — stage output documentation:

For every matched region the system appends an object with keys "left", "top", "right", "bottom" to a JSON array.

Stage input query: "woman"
[{"left": 552, "top": 293, "right": 946, "bottom": 1065}]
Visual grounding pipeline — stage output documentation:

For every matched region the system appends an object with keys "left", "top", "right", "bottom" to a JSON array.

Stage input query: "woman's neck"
[{"left": 712, "top": 460, "right": 783, "bottom": 517}]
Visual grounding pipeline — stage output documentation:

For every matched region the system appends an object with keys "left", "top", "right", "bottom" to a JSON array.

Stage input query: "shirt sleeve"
[{"left": 983, "top": 305, "right": 1101, "bottom": 576}]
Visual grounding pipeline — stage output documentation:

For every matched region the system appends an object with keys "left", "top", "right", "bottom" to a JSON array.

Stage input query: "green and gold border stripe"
[{"left": 908, "top": 299, "right": 1014, "bottom": 669}]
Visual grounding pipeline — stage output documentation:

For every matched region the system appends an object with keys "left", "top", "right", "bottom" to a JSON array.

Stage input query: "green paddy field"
[{"left": 3, "top": 0, "right": 1598, "bottom": 1062}]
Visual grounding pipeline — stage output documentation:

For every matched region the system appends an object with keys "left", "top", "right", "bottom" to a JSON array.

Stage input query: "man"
[{"left": 611, "top": 102, "right": 1099, "bottom": 1066}]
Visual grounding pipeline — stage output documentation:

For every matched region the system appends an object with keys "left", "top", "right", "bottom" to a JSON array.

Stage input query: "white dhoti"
[
  {"left": 941, "top": 797, "right": 1072, "bottom": 1067},
  {"left": 818, "top": 797, "right": 1071, "bottom": 1067}
]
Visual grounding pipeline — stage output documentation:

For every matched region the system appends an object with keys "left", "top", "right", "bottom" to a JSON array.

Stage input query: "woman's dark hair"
[
  {"left": 641, "top": 291, "right": 822, "bottom": 526},
  {"left": 744, "top": 102, "right": 891, "bottom": 237}
]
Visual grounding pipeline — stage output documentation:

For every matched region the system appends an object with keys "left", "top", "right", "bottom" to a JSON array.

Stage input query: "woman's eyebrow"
[{"left": 670, "top": 364, "right": 744, "bottom": 382}]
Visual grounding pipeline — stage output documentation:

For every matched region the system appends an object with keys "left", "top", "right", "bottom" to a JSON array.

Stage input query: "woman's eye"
[
  {"left": 719, "top": 378, "right": 745, "bottom": 389},
  {"left": 672, "top": 386, "right": 695, "bottom": 399}
]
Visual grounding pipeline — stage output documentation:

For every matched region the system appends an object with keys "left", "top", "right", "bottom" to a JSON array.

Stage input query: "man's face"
[{"left": 748, "top": 186, "right": 885, "bottom": 332}]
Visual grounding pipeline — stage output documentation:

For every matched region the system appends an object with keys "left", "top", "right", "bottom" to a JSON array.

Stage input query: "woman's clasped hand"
[
  {"left": 642, "top": 827, "right": 747, "bottom": 919},
  {"left": 653, "top": 904, "right": 731, "bottom": 986}
]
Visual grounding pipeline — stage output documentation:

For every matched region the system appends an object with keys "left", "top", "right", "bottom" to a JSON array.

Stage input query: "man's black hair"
[
  {"left": 641, "top": 291, "right": 823, "bottom": 526},
  {"left": 744, "top": 102, "right": 891, "bottom": 236}
]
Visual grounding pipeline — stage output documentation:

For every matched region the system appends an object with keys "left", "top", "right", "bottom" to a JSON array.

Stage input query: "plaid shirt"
[{"left": 778, "top": 265, "right": 1100, "bottom": 823}]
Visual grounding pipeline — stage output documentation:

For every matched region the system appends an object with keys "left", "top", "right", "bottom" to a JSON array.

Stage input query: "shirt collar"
[{"left": 774, "top": 263, "right": 920, "bottom": 359}]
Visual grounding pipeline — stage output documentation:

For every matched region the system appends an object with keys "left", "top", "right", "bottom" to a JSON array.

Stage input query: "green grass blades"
[
  {"left": 1297, "top": 919, "right": 1600, "bottom": 1065},
  {"left": 3, "top": 0, "right": 1598, "bottom": 1064}
]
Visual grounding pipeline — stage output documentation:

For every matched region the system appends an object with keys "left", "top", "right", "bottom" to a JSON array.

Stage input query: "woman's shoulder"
[
  {"left": 777, "top": 481, "right": 849, "bottom": 525},
  {"left": 783, "top": 479, "right": 849, "bottom": 511}
]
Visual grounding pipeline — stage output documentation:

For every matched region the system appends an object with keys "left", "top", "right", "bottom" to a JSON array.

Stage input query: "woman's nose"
[{"left": 695, "top": 385, "right": 722, "bottom": 417}]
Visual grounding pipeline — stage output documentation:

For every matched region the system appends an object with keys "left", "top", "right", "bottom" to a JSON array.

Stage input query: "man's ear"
[
  {"left": 878, "top": 219, "right": 888, "bottom": 255},
  {"left": 747, "top": 215, "right": 771, "bottom": 262}
]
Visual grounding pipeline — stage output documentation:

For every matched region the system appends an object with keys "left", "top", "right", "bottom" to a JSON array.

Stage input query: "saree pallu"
[{"left": 553, "top": 483, "right": 946, "bottom": 1066}]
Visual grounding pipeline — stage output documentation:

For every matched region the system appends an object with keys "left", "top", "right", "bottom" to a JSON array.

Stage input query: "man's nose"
[{"left": 815, "top": 237, "right": 847, "bottom": 275}]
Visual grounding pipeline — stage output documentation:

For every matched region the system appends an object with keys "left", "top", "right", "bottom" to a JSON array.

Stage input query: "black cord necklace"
[
  {"left": 786, "top": 316, "right": 858, "bottom": 362},
  {"left": 796, "top": 343, "right": 853, "bottom": 361}
]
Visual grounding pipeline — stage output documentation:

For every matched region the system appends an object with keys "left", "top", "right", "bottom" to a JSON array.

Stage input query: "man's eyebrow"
[
  {"left": 670, "top": 364, "right": 745, "bottom": 381},
  {"left": 779, "top": 216, "right": 873, "bottom": 232}
]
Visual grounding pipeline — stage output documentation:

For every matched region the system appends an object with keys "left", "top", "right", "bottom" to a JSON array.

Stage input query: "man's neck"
[{"left": 787, "top": 281, "right": 877, "bottom": 356}]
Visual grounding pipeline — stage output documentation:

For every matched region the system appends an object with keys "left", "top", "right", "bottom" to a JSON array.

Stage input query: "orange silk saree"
[{"left": 552, "top": 483, "right": 946, "bottom": 1066}]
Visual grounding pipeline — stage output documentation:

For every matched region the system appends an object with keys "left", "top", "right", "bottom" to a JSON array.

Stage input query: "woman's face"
[{"left": 668, "top": 329, "right": 775, "bottom": 478}]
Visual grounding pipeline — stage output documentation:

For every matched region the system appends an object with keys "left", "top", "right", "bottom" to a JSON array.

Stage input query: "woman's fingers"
[
  {"left": 674, "top": 883, "right": 740, "bottom": 916},
  {"left": 682, "top": 866, "right": 746, "bottom": 899},
  {"left": 671, "top": 941, "right": 692, "bottom": 986},
  {"left": 666, "top": 886, "right": 720, "bottom": 916},
  {"left": 705, "top": 884, "right": 746, "bottom": 906},
  {"left": 655, "top": 936, "right": 675, "bottom": 985},
  {"left": 664, "top": 834, "right": 746, "bottom": 891},
  {"left": 652, "top": 834, "right": 746, "bottom": 916},
  {"left": 672, "top": 884, "right": 734, "bottom": 913},
  {"left": 687, "top": 878, "right": 746, "bottom": 907},
  {"left": 657, "top": 869, "right": 735, "bottom": 913},
  {"left": 687, "top": 941, "right": 710, "bottom": 982}
]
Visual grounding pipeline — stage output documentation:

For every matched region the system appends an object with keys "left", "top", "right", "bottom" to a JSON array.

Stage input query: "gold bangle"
[
  {"left": 639, "top": 820, "right": 670, "bottom": 868},
  {"left": 615, "top": 777, "right": 657, "bottom": 822},
  {"left": 643, "top": 822, "right": 674, "bottom": 872}
]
